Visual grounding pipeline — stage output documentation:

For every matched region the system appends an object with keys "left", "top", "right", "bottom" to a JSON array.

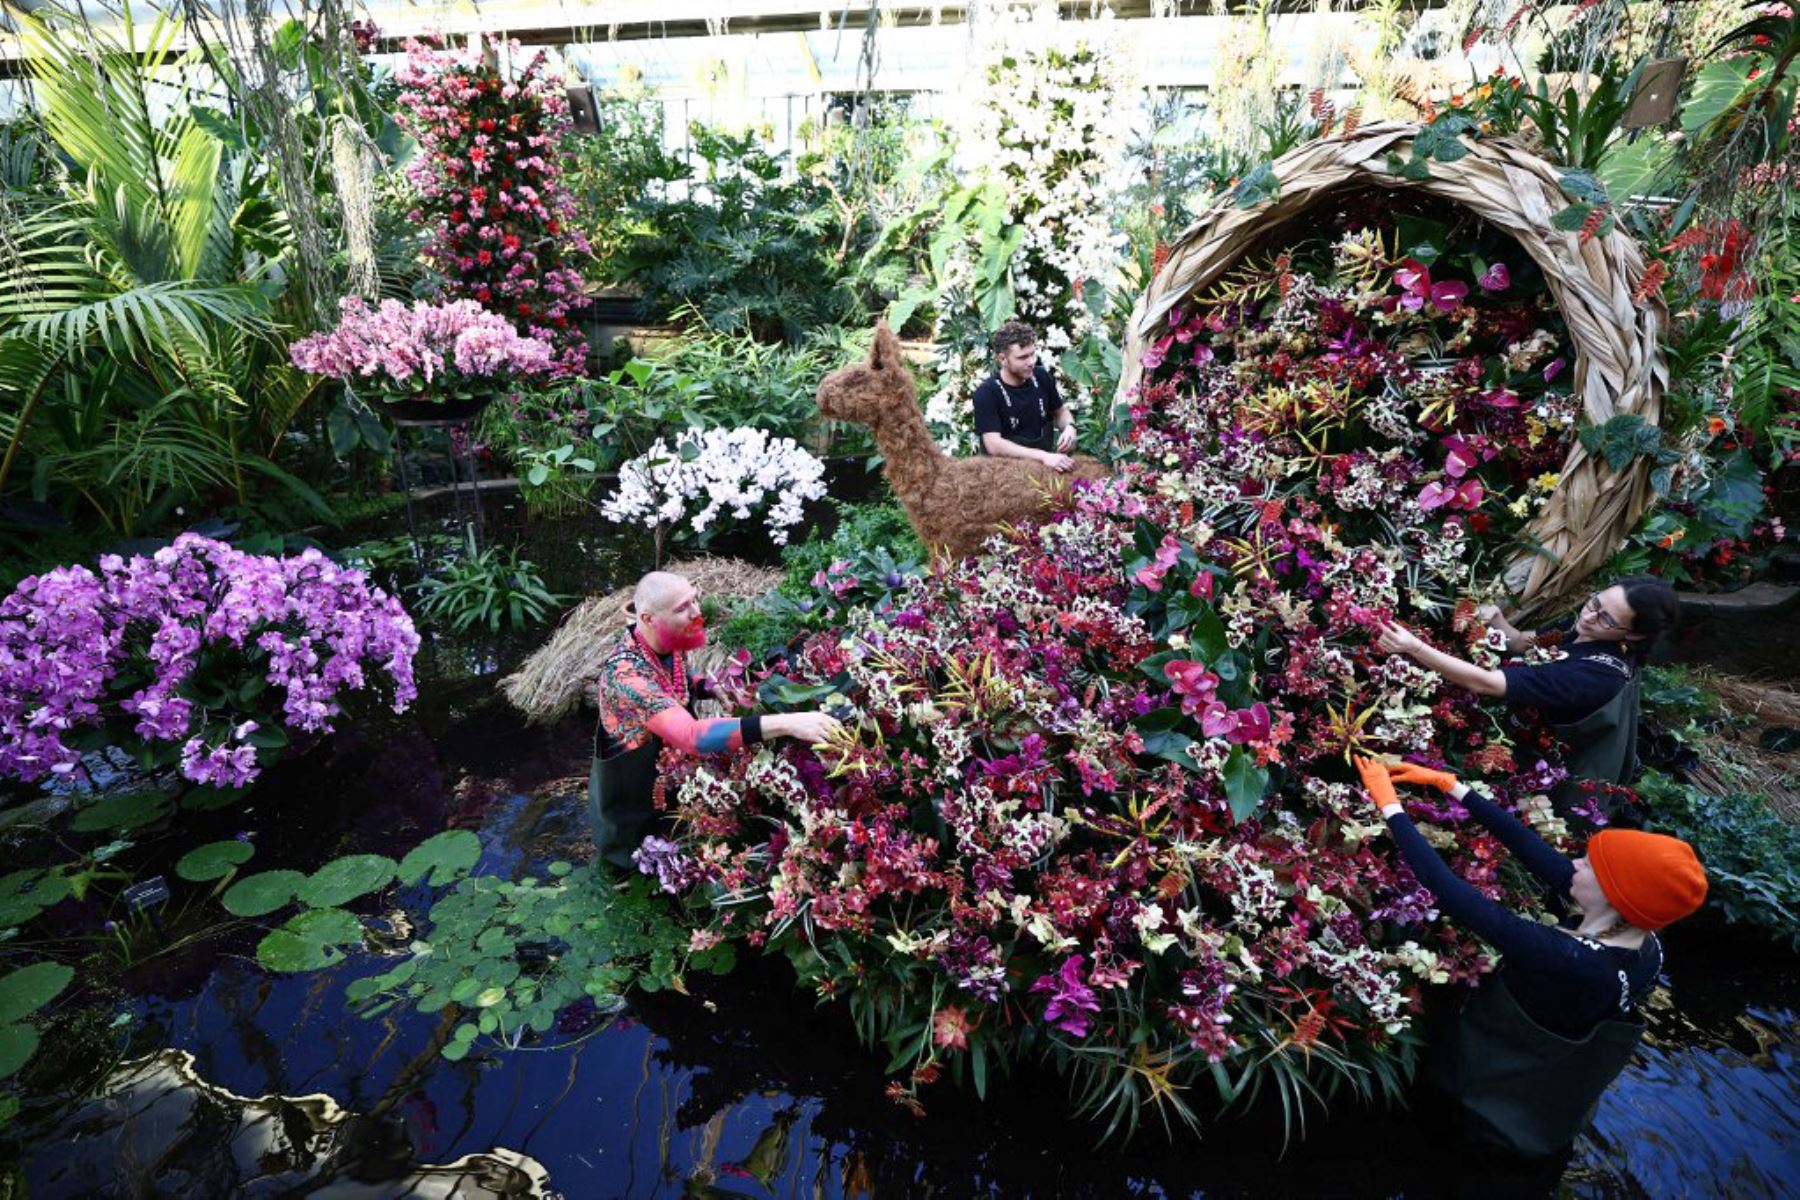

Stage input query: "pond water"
[
  {"left": 11, "top": 496, "right": 1800, "bottom": 1197},
  {"left": 15, "top": 631, "right": 1797, "bottom": 1199}
]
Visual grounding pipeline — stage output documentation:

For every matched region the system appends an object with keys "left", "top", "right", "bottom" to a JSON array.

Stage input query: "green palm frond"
[
  {"left": 20, "top": 4, "right": 192, "bottom": 221},
  {"left": 2, "top": 274, "right": 272, "bottom": 367}
]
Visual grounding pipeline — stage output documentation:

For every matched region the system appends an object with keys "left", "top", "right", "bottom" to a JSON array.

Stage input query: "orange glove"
[
  {"left": 1353, "top": 755, "right": 1401, "bottom": 817},
  {"left": 1389, "top": 761, "right": 1458, "bottom": 793}
]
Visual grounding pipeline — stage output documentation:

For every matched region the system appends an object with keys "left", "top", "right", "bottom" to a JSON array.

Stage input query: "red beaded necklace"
[{"left": 631, "top": 626, "right": 686, "bottom": 699}]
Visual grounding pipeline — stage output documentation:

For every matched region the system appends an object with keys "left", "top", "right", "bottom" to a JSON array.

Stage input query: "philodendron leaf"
[
  {"left": 396, "top": 830, "right": 483, "bottom": 887},
  {"left": 221, "top": 870, "right": 307, "bottom": 917},
  {"left": 0, "top": 962, "right": 74, "bottom": 1025},
  {"left": 175, "top": 840, "right": 255, "bottom": 882},
  {"left": 0, "top": 1024, "right": 38, "bottom": 1080},
  {"left": 296, "top": 855, "right": 398, "bottom": 909}
]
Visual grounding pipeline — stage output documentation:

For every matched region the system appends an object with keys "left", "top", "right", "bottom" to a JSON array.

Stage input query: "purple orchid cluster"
[
  {"left": 0, "top": 534, "right": 419, "bottom": 788},
  {"left": 289, "top": 296, "right": 555, "bottom": 401}
]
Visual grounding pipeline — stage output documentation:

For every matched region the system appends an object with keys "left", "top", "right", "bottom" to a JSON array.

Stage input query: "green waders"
[
  {"left": 1428, "top": 975, "right": 1643, "bottom": 1159},
  {"left": 1549, "top": 670, "right": 1642, "bottom": 817}
]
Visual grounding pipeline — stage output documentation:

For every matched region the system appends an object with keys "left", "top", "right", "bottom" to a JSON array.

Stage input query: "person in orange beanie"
[{"left": 1354, "top": 755, "right": 1708, "bottom": 1158}]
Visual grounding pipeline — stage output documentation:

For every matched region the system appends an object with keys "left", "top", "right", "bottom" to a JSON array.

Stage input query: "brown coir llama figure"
[{"left": 817, "top": 322, "right": 1109, "bottom": 560}]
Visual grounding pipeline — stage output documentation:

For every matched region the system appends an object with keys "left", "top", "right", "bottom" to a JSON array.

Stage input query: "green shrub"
[
  {"left": 719, "top": 500, "right": 925, "bottom": 659},
  {"left": 1636, "top": 768, "right": 1800, "bottom": 949}
]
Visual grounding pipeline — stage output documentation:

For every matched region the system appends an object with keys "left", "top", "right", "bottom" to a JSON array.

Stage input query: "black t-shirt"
[
  {"left": 1500, "top": 623, "right": 1635, "bottom": 726},
  {"left": 972, "top": 365, "right": 1063, "bottom": 452}
]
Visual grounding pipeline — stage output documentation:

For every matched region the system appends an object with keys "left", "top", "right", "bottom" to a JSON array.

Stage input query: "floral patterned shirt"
[{"left": 594, "top": 630, "right": 689, "bottom": 756}]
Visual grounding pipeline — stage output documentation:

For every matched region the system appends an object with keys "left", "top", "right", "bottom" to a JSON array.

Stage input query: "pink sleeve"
[{"left": 646, "top": 705, "right": 748, "bottom": 755}]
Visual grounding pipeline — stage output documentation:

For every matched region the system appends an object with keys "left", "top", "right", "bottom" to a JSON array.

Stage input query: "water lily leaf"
[
  {"left": 0, "top": 1024, "right": 39, "bottom": 1080},
  {"left": 221, "top": 870, "right": 307, "bottom": 917},
  {"left": 70, "top": 793, "right": 166, "bottom": 833},
  {"left": 283, "top": 907, "right": 363, "bottom": 946},
  {"left": 0, "top": 962, "right": 74, "bottom": 1024},
  {"left": 255, "top": 930, "right": 344, "bottom": 972},
  {"left": 397, "top": 831, "right": 483, "bottom": 887},
  {"left": 174, "top": 840, "right": 255, "bottom": 882},
  {"left": 0, "top": 871, "right": 43, "bottom": 900},
  {"left": 0, "top": 898, "right": 46, "bottom": 931},
  {"left": 475, "top": 986, "right": 507, "bottom": 1008},
  {"left": 297, "top": 855, "right": 398, "bottom": 909}
]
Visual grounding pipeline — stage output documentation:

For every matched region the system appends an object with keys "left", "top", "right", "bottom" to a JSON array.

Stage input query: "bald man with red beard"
[{"left": 588, "top": 571, "right": 842, "bottom": 870}]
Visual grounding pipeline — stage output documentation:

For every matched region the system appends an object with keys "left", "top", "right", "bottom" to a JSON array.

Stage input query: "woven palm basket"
[{"left": 1116, "top": 121, "right": 1669, "bottom": 614}]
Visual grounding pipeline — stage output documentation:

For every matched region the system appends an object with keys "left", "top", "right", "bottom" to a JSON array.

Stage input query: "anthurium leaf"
[
  {"left": 174, "top": 840, "right": 255, "bottom": 882},
  {"left": 296, "top": 854, "right": 398, "bottom": 909},
  {"left": 221, "top": 869, "right": 307, "bottom": 917},
  {"left": 396, "top": 830, "right": 483, "bottom": 887},
  {"left": 1223, "top": 747, "right": 1270, "bottom": 823},
  {"left": 0, "top": 962, "right": 74, "bottom": 1024}
]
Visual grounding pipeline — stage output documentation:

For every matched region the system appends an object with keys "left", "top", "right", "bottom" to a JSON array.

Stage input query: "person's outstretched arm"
[
  {"left": 645, "top": 707, "right": 841, "bottom": 755},
  {"left": 1450, "top": 782, "right": 1574, "bottom": 899},
  {"left": 646, "top": 706, "right": 762, "bottom": 754},
  {"left": 1377, "top": 620, "right": 1506, "bottom": 696}
]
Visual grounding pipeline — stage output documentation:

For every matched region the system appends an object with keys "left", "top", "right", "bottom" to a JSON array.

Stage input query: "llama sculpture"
[{"left": 817, "top": 322, "right": 1109, "bottom": 560}]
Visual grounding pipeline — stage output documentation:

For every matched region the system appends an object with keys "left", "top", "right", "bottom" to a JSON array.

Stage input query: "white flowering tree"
[
  {"left": 601, "top": 427, "right": 828, "bottom": 564},
  {"left": 922, "top": 2, "right": 1138, "bottom": 451}
]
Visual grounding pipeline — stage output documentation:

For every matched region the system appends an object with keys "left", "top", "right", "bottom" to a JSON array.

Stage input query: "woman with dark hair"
[
  {"left": 1353, "top": 755, "right": 1707, "bottom": 1157},
  {"left": 1376, "top": 577, "right": 1680, "bottom": 802}
]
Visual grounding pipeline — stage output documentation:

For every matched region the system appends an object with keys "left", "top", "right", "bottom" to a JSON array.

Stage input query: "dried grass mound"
[
  {"left": 1117, "top": 121, "right": 1669, "bottom": 614},
  {"left": 1677, "top": 669, "right": 1800, "bottom": 824},
  {"left": 500, "top": 556, "right": 783, "bottom": 725}
]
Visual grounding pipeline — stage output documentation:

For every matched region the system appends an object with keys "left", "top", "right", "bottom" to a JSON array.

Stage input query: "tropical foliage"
[{"left": 0, "top": 6, "right": 325, "bottom": 534}]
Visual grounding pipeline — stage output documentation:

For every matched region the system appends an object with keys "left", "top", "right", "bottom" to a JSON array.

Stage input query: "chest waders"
[
  {"left": 1428, "top": 975, "right": 1643, "bottom": 1159},
  {"left": 1550, "top": 670, "right": 1641, "bottom": 818},
  {"left": 589, "top": 673, "right": 689, "bottom": 871}
]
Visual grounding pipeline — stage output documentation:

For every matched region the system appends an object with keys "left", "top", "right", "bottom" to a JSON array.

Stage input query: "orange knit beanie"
[{"left": 1587, "top": 830, "right": 1708, "bottom": 931}]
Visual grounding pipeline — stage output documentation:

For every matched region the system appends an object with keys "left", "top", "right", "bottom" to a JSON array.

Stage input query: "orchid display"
[
  {"left": 644, "top": 201, "right": 1613, "bottom": 1135},
  {"left": 394, "top": 36, "right": 591, "bottom": 373},
  {"left": 0, "top": 535, "right": 419, "bottom": 790},
  {"left": 600, "top": 427, "right": 828, "bottom": 548},
  {"left": 289, "top": 297, "right": 556, "bottom": 407},
  {"left": 923, "top": 4, "right": 1136, "bottom": 450}
]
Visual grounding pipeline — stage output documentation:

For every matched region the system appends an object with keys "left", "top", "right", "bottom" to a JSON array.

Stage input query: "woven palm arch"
[{"left": 1115, "top": 121, "right": 1669, "bottom": 617}]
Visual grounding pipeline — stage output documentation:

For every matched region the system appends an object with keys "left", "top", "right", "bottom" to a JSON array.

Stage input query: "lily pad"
[
  {"left": 174, "top": 840, "right": 256, "bottom": 882},
  {"left": 282, "top": 907, "right": 363, "bottom": 947},
  {"left": 0, "top": 1024, "right": 38, "bottom": 1080},
  {"left": 297, "top": 854, "right": 397, "bottom": 909},
  {"left": 0, "top": 962, "right": 74, "bottom": 1025},
  {"left": 221, "top": 870, "right": 307, "bottom": 917},
  {"left": 70, "top": 792, "right": 166, "bottom": 833},
  {"left": 255, "top": 930, "right": 344, "bottom": 973},
  {"left": 397, "top": 830, "right": 482, "bottom": 887}
]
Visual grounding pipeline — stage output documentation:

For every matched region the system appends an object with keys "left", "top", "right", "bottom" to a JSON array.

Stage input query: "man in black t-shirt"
[{"left": 971, "top": 321, "right": 1078, "bottom": 473}]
